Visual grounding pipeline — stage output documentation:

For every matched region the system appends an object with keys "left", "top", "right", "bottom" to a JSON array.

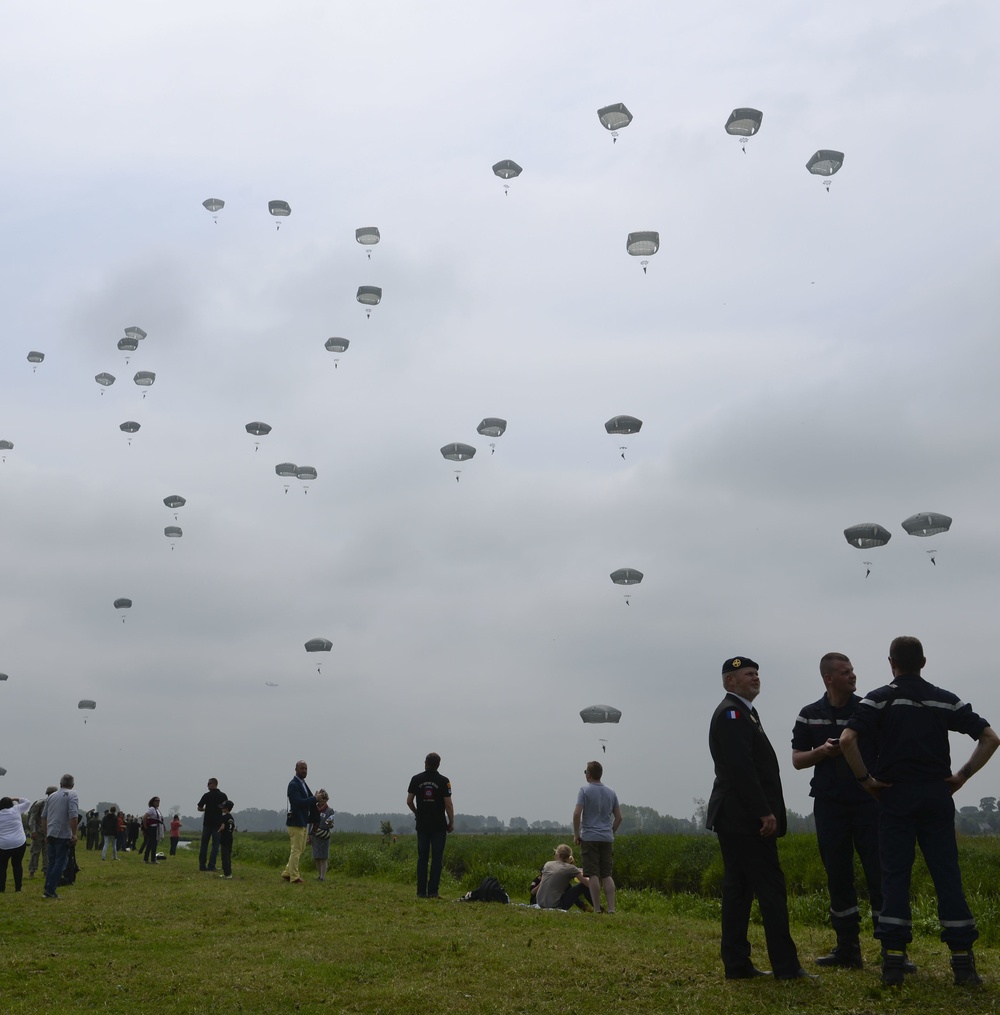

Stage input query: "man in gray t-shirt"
[
  {"left": 573, "top": 760, "right": 622, "bottom": 913},
  {"left": 41, "top": 774, "right": 79, "bottom": 899}
]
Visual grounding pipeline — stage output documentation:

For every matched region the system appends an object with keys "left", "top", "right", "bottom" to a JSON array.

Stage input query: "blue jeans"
[
  {"left": 44, "top": 838, "right": 71, "bottom": 896},
  {"left": 200, "top": 826, "right": 220, "bottom": 870},
  {"left": 416, "top": 829, "right": 447, "bottom": 896}
]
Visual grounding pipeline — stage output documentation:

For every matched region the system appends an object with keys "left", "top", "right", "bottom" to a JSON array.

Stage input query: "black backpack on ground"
[{"left": 460, "top": 875, "right": 510, "bottom": 903}]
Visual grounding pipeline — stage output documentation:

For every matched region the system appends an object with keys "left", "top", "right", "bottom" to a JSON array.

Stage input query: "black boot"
[
  {"left": 881, "top": 949, "right": 907, "bottom": 986},
  {"left": 950, "top": 950, "right": 981, "bottom": 986},
  {"left": 815, "top": 943, "right": 863, "bottom": 968}
]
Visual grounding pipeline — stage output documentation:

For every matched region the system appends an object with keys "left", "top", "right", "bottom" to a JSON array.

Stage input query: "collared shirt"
[
  {"left": 43, "top": 788, "right": 79, "bottom": 838},
  {"left": 846, "top": 673, "right": 989, "bottom": 783},
  {"left": 791, "top": 692, "right": 877, "bottom": 801}
]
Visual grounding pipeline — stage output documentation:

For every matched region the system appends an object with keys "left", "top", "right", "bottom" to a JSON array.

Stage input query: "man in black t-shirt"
[
  {"left": 197, "top": 777, "right": 227, "bottom": 872},
  {"left": 406, "top": 752, "right": 454, "bottom": 898}
]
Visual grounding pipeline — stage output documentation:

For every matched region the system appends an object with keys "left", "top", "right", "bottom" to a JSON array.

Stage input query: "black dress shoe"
[
  {"left": 725, "top": 965, "right": 772, "bottom": 979},
  {"left": 775, "top": 968, "right": 819, "bottom": 980},
  {"left": 815, "top": 949, "right": 863, "bottom": 968}
]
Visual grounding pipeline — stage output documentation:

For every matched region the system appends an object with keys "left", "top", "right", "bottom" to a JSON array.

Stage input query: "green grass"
[{"left": 3, "top": 834, "right": 1000, "bottom": 1013}]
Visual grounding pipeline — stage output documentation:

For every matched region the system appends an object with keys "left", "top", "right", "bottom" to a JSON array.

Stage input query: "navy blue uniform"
[
  {"left": 792, "top": 693, "right": 881, "bottom": 940},
  {"left": 846, "top": 674, "right": 989, "bottom": 950}
]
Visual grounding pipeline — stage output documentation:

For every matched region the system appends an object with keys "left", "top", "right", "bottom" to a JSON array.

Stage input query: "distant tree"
[
  {"left": 380, "top": 820, "right": 393, "bottom": 844},
  {"left": 980, "top": 797, "right": 996, "bottom": 814},
  {"left": 509, "top": 816, "right": 529, "bottom": 831},
  {"left": 691, "top": 798, "right": 708, "bottom": 831}
]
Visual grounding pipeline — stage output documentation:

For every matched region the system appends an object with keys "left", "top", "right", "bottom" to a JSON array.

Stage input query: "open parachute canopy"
[
  {"left": 118, "top": 336, "right": 138, "bottom": 353},
  {"left": 268, "top": 200, "right": 291, "bottom": 218},
  {"left": 477, "top": 418, "right": 507, "bottom": 438},
  {"left": 725, "top": 107, "right": 763, "bottom": 136},
  {"left": 901, "top": 512, "right": 952, "bottom": 537},
  {"left": 605, "top": 415, "right": 643, "bottom": 435},
  {"left": 133, "top": 371, "right": 155, "bottom": 387},
  {"left": 356, "top": 285, "right": 382, "bottom": 306},
  {"left": 245, "top": 421, "right": 272, "bottom": 437},
  {"left": 491, "top": 159, "right": 522, "bottom": 180},
  {"left": 806, "top": 150, "right": 845, "bottom": 177},
  {"left": 581, "top": 705, "right": 622, "bottom": 724},
  {"left": 113, "top": 598, "right": 132, "bottom": 610},
  {"left": 597, "top": 103, "right": 633, "bottom": 133},
  {"left": 164, "top": 526, "right": 183, "bottom": 538},
  {"left": 626, "top": 231, "right": 659, "bottom": 257},
  {"left": 324, "top": 337, "right": 349, "bottom": 353},
  {"left": 610, "top": 568, "right": 643, "bottom": 585},
  {"left": 440, "top": 443, "right": 476, "bottom": 462},
  {"left": 78, "top": 699, "right": 96, "bottom": 710},
  {"left": 843, "top": 523, "right": 891, "bottom": 549},
  {"left": 163, "top": 494, "right": 186, "bottom": 509},
  {"left": 95, "top": 372, "right": 116, "bottom": 387},
  {"left": 119, "top": 421, "right": 140, "bottom": 434},
  {"left": 355, "top": 226, "right": 380, "bottom": 246},
  {"left": 202, "top": 198, "right": 225, "bottom": 213},
  {"left": 27, "top": 351, "right": 44, "bottom": 364},
  {"left": 124, "top": 327, "right": 146, "bottom": 342},
  {"left": 275, "top": 462, "right": 297, "bottom": 477},
  {"left": 305, "top": 638, "right": 333, "bottom": 653}
]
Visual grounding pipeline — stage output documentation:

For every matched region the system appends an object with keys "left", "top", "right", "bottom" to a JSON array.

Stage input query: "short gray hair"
[{"left": 59, "top": 773, "right": 75, "bottom": 789}]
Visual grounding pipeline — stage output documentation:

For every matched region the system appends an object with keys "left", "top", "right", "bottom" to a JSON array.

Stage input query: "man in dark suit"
[{"left": 707, "top": 656, "right": 813, "bottom": 981}]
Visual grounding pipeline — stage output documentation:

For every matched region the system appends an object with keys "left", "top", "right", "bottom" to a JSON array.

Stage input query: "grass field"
[{"left": 3, "top": 833, "right": 999, "bottom": 1014}]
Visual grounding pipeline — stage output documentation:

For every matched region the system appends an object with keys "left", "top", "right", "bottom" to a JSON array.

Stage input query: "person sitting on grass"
[{"left": 532, "top": 844, "right": 591, "bottom": 911}]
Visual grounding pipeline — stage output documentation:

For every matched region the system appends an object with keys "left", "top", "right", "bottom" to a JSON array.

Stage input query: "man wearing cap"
[
  {"left": 707, "top": 656, "right": 812, "bottom": 980},
  {"left": 791, "top": 653, "right": 887, "bottom": 970},
  {"left": 840, "top": 636, "right": 999, "bottom": 986}
]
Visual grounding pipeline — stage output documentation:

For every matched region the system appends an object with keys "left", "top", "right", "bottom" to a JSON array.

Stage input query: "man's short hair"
[
  {"left": 586, "top": 760, "right": 603, "bottom": 781},
  {"left": 889, "top": 636, "right": 925, "bottom": 671},
  {"left": 59, "top": 773, "right": 74, "bottom": 789},
  {"left": 819, "top": 652, "right": 851, "bottom": 676},
  {"left": 425, "top": 752, "right": 441, "bottom": 771},
  {"left": 208, "top": 778, "right": 219, "bottom": 787}
]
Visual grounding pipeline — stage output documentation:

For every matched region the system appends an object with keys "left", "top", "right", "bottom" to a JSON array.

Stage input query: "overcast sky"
[{"left": 2, "top": 1, "right": 999, "bottom": 825}]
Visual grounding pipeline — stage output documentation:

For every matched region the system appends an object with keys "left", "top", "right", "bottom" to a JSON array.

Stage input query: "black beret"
[{"left": 722, "top": 656, "right": 759, "bottom": 675}]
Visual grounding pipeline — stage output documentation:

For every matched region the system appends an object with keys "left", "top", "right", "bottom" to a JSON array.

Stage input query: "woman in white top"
[{"left": 0, "top": 796, "right": 33, "bottom": 892}]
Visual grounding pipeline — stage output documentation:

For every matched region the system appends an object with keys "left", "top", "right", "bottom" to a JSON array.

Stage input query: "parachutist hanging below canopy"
[
  {"left": 806, "top": 150, "right": 844, "bottom": 192},
  {"left": 268, "top": 200, "right": 291, "bottom": 229},
  {"left": 203, "top": 197, "right": 224, "bottom": 223},
  {"left": 163, "top": 494, "right": 186, "bottom": 520},
  {"left": 133, "top": 371, "right": 155, "bottom": 398},
  {"left": 27, "top": 351, "right": 44, "bottom": 372},
  {"left": 95, "top": 372, "right": 115, "bottom": 393},
  {"left": 724, "top": 107, "right": 763, "bottom": 152},
  {"left": 356, "top": 286, "right": 382, "bottom": 319},
  {"left": 114, "top": 598, "right": 132, "bottom": 622},
  {"left": 245, "top": 421, "right": 271, "bottom": 451},
  {"left": 120, "top": 421, "right": 140, "bottom": 446},
  {"left": 597, "top": 103, "right": 633, "bottom": 143},
  {"left": 477, "top": 418, "right": 506, "bottom": 453},
  {"left": 355, "top": 226, "right": 380, "bottom": 258},
  {"left": 610, "top": 568, "right": 643, "bottom": 603},
  {"left": 295, "top": 465, "right": 317, "bottom": 493},
  {"left": 324, "top": 337, "right": 349, "bottom": 367},
  {"left": 441, "top": 443, "right": 475, "bottom": 482},
  {"left": 275, "top": 462, "right": 297, "bottom": 493},
  {"left": 305, "top": 638, "right": 333, "bottom": 673},
  {"left": 626, "top": 232, "right": 659, "bottom": 274},
  {"left": 118, "top": 336, "right": 138, "bottom": 364},
  {"left": 605, "top": 415, "right": 642, "bottom": 458},
  {"left": 492, "top": 159, "right": 522, "bottom": 196},
  {"left": 78, "top": 699, "right": 96, "bottom": 723}
]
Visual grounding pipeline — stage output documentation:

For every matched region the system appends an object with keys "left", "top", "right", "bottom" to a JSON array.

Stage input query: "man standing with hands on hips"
[{"left": 707, "top": 656, "right": 813, "bottom": 981}]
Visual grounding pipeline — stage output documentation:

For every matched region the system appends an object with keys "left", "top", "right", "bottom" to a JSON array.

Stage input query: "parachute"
[
  {"left": 477, "top": 418, "right": 506, "bottom": 453},
  {"left": 78, "top": 699, "right": 96, "bottom": 723},
  {"left": 95, "top": 372, "right": 116, "bottom": 393},
  {"left": 440, "top": 443, "right": 476, "bottom": 461},
  {"left": 605, "top": 416, "right": 642, "bottom": 459},
  {"left": 0, "top": 768, "right": 6, "bottom": 777},
  {"left": 275, "top": 462, "right": 297, "bottom": 493},
  {"left": 268, "top": 200, "right": 291, "bottom": 229},
  {"left": 725, "top": 108, "right": 763, "bottom": 152},
  {"left": 203, "top": 197, "right": 224, "bottom": 223},
  {"left": 134, "top": 371, "right": 155, "bottom": 398},
  {"left": 305, "top": 638, "right": 333, "bottom": 673},
  {"left": 324, "top": 337, "right": 349, "bottom": 353},
  {"left": 806, "top": 150, "right": 845, "bottom": 192},
  {"left": 597, "top": 103, "right": 633, "bottom": 142},
  {"left": 124, "top": 327, "right": 146, "bottom": 343},
  {"left": 901, "top": 512, "right": 952, "bottom": 537},
  {"left": 114, "top": 598, "right": 132, "bottom": 622},
  {"left": 119, "top": 421, "right": 140, "bottom": 446},
  {"left": 843, "top": 523, "right": 891, "bottom": 549},
  {"left": 245, "top": 421, "right": 271, "bottom": 451},
  {"left": 610, "top": 568, "right": 643, "bottom": 585},
  {"left": 626, "top": 231, "right": 659, "bottom": 275},
  {"left": 356, "top": 285, "right": 382, "bottom": 319},
  {"left": 164, "top": 527, "right": 183, "bottom": 549},
  {"left": 163, "top": 494, "right": 186, "bottom": 520},
  {"left": 118, "top": 336, "right": 138, "bottom": 364},
  {"left": 295, "top": 465, "right": 317, "bottom": 493},
  {"left": 580, "top": 705, "right": 622, "bottom": 724},
  {"left": 355, "top": 226, "right": 380, "bottom": 259},
  {"left": 0, "top": 439, "right": 12, "bottom": 462},
  {"left": 27, "top": 351, "right": 44, "bottom": 371},
  {"left": 0, "top": 672, "right": 8, "bottom": 680},
  {"left": 492, "top": 159, "right": 522, "bottom": 196}
]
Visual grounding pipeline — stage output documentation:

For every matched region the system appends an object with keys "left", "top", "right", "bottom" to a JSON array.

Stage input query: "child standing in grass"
[{"left": 219, "top": 801, "right": 236, "bottom": 879}]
